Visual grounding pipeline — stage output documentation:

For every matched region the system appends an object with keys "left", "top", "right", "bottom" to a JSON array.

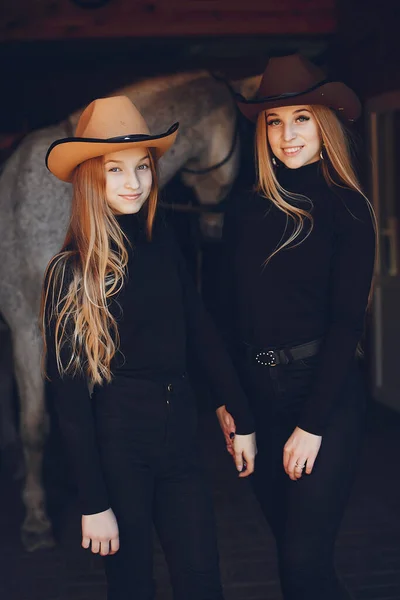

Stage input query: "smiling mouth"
[
  {"left": 282, "top": 146, "right": 304, "bottom": 156},
  {"left": 119, "top": 194, "right": 142, "bottom": 200}
]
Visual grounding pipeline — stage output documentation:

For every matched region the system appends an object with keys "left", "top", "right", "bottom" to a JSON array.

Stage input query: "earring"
[
  {"left": 272, "top": 156, "right": 277, "bottom": 166},
  {"left": 320, "top": 145, "right": 325, "bottom": 160}
]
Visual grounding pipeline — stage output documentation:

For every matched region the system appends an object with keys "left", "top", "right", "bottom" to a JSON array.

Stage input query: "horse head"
[
  {"left": 179, "top": 72, "right": 262, "bottom": 205},
  {"left": 177, "top": 72, "right": 262, "bottom": 238},
  {"left": 69, "top": 71, "right": 262, "bottom": 239}
]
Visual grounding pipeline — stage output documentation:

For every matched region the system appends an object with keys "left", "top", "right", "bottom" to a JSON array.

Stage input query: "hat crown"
[
  {"left": 75, "top": 96, "right": 151, "bottom": 139},
  {"left": 257, "top": 54, "right": 326, "bottom": 99}
]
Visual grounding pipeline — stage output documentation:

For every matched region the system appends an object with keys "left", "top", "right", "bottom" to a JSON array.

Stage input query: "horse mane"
[
  {"left": 68, "top": 71, "right": 209, "bottom": 129},
  {"left": 118, "top": 70, "right": 208, "bottom": 94}
]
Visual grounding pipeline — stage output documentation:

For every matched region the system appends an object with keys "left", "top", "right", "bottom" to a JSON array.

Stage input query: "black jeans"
[
  {"left": 93, "top": 374, "right": 223, "bottom": 600},
  {"left": 237, "top": 354, "right": 366, "bottom": 600}
]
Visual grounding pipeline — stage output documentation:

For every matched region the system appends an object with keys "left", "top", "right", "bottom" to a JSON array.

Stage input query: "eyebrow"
[
  {"left": 266, "top": 108, "right": 311, "bottom": 117},
  {"left": 104, "top": 155, "right": 149, "bottom": 165}
]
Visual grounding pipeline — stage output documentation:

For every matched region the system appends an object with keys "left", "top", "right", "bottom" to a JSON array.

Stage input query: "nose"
[
  {"left": 124, "top": 169, "right": 140, "bottom": 190},
  {"left": 283, "top": 122, "right": 296, "bottom": 142}
]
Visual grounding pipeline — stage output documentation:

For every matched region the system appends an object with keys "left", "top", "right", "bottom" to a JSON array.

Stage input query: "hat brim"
[
  {"left": 236, "top": 82, "right": 361, "bottom": 123},
  {"left": 46, "top": 123, "right": 179, "bottom": 183}
]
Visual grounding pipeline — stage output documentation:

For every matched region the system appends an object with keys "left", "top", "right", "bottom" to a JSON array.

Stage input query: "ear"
[{"left": 231, "top": 74, "right": 263, "bottom": 99}]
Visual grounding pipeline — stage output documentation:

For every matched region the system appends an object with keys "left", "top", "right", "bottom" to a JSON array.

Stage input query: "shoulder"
[{"left": 152, "top": 209, "right": 175, "bottom": 241}]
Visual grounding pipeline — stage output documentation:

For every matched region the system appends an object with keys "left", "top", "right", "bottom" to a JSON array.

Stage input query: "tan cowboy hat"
[
  {"left": 236, "top": 54, "right": 361, "bottom": 123},
  {"left": 46, "top": 96, "right": 179, "bottom": 182}
]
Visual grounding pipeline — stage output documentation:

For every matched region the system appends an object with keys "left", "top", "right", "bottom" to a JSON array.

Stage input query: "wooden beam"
[{"left": 1, "top": 0, "right": 336, "bottom": 41}]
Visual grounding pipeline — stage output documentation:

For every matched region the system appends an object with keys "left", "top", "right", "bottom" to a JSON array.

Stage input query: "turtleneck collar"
[
  {"left": 115, "top": 209, "right": 147, "bottom": 242},
  {"left": 276, "top": 159, "right": 325, "bottom": 192}
]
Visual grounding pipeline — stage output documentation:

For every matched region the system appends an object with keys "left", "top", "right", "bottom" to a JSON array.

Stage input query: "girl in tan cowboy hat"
[
  {"left": 219, "top": 54, "right": 376, "bottom": 599},
  {"left": 41, "top": 95, "right": 256, "bottom": 600}
]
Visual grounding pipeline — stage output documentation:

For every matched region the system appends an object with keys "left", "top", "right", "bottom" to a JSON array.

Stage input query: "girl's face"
[
  {"left": 104, "top": 147, "right": 153, "bottom": 215},
  {"left": 265, "top": 105, "right": 321, "bottom": 169}
]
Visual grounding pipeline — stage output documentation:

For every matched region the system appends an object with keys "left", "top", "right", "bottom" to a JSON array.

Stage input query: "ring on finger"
[{"left": 295, "top": 462, "right": 305, "bottom": 469}]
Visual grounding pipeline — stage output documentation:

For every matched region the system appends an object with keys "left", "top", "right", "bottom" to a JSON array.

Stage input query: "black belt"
[{"left": 242, "top": 339, "right": 322, "bottom": 368}]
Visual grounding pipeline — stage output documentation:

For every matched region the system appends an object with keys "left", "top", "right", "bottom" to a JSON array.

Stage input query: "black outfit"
[
  {"left": 45, "top": 212, "right": 254, "bottom": 600},
  {"left": 220, "top": 161, "right": 375, "bottom": 600}
]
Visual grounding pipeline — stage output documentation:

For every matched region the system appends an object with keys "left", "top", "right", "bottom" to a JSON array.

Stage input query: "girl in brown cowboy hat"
[
  {"left": 41, "top": 95, "right": 256, "bottom": 600},
  {"left": 218, "top": 54, "right": 376, "bottom": 599}
]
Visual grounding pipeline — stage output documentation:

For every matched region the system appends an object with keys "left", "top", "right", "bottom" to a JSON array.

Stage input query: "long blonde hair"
[
  {"left": 40, "top": 150, "right": 158, "bottom": 385},
  {"left": 255, "top": 104, "right": 376, "bottom": 264}
]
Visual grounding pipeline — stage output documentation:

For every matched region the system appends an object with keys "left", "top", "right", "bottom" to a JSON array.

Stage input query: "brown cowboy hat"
[
  {"left": 236, "top": 54, "right": 361, "bottom": 123},
  {"left": 46, "top": 96, "right": 179, "bottom": 182}
]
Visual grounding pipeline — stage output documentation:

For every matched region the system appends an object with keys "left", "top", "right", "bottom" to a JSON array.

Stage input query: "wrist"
[{"left": 82, "top": 507, "right": 111, "bottom": 517}]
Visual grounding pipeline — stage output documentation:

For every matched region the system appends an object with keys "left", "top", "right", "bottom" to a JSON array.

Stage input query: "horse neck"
[
  {"left": 68, "top": 71, "right": 232, "bottom": 135},
  {"left": 66, "top": 72, "right": 235, "bottom": 183},
  {"left": 68, "top": 71, "right": 209, "bottom": 129}
]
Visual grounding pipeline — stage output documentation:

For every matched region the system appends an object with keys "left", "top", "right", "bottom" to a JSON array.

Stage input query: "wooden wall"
[
  {"left": 335, "top": 0, "right": 400, "bottom": 101},
  {"left": 1, "top": 0, "right": 336, "bottom": 40}
]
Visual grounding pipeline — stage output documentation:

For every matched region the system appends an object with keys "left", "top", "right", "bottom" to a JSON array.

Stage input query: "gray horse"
[{"left": 0, "top": 70, "right": 259, "bottom": 551}]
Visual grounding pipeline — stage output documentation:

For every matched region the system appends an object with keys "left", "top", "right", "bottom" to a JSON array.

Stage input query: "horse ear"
[{"left": 230, "top": 74, "right": 263, "bottom": 100}]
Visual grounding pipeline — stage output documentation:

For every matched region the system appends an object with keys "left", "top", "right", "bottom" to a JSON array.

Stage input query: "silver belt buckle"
[{"left": 255, "top": 349, "right": 278, "bottom": 367}]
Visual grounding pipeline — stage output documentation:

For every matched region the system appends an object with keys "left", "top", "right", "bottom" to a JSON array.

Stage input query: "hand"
[
  {"left": 232, "top": 432, "right": 257, "bottom": 478},
  {"left": 82, "top": 508, "right": 120, "bottom": 556},
  {"left": 216, "top": 405, "right": 236, "bottom": 456},
  {"left": 283, "top": 426, "right": 322, "bottom": 481}
]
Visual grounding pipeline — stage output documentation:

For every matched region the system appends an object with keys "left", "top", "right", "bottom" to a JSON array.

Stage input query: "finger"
[
  {"left": 293, "top": 457, "right": 307, "bottom": 480},
  {"left": 305, "top": 456, "right": 315, "bottom": 475},
  {"left": 82, "top": 536, "right": 91, "bottom": 550},
  {"left": 91, "top": 539, "right": 100, "bottom": 554},
  {"left": 239, "top": 456, "right": 254, "bottom": 478},
  {"left": 234, "top": 451, "right": 243, "bottom": 473},
  {"left": 242, "top": 449, "right": 256, "bottom": 473},
  {"left": 224, "top": 433, "right": 234, "bottom": 454},
  {"left": 225, "top": 440, "right": 233, "bottom": 452},
  {"left": 294, "top": 463, "right": 304, "bottom": 480},
  {"left": 226, "top": 444, "right": 234, "bottom": 456},
  {"left": 283, "top": 448, "right": 291, "bottom": 474},
  {"left": 110, "top": 537, "right": 120, "bottom": 555},
  {"left": 224, "top": 433, "right": 233, "bottom": 446},
  {"left": 224, "top": 415, "right": 234, "bottom": 427},
  {"left": 283, "top": 447, "right": 291, "bottom": 472},
  {"left": 100, "top": 540, "right": 110, "bottom": 556},
  {"left": 287, "top": 456, "right": 299, "bottom": 481}
]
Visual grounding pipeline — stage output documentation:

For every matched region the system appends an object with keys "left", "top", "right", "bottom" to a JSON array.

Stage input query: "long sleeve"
[
  {"left": 44, "top": 266, "right": 110, "bottom": 515},
  {"left": 170, "top": 230, "right": 255, "bottom": 435},
  {"left": 217, "top": 193, "right": 242, "bottom": 352},
  {"left": 297, "top": 190, "right": 376, "bottom": 435}
]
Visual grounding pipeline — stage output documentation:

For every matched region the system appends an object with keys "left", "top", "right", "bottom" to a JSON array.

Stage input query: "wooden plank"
[
  {"left": 154, "top": 0, "right": 335, "bottom": 10},
  {"left": 1, "top": 0, "right": 336, "bottom": 41}
]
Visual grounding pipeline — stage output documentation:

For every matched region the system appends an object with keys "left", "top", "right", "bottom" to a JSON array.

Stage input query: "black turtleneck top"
[
  {"left": 220, "top": 160, "right": 375, "bottom": 435},
  {"left": 45, "top": 211, "right": 254, "bottom": 515}
]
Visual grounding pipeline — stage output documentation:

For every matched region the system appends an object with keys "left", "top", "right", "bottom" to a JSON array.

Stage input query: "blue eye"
[
  {"left": 108, "top": 167, "right": 121, "bottom": 172},
  {"left": 137, "top": 164, "right": 149, "bottom": 171},
  {"left": 296, "top": 115, "right": 310, "bottom": 123},
  {"left": 267, "top": 119, "right": 281, "bottom": 127}
]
